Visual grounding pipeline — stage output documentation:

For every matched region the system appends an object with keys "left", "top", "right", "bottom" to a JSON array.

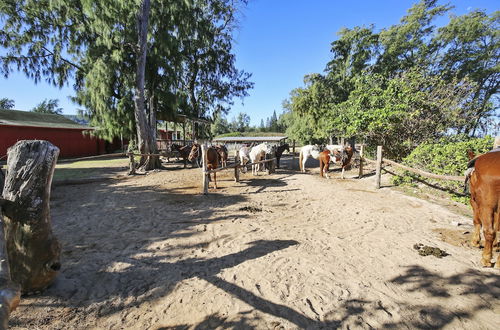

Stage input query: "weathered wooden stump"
[
  {"left": 1, "top": 140, "right": 61, "bottom": 294},
  {"left": 0, "top": 206, "right": 21, "bottom": 330}
]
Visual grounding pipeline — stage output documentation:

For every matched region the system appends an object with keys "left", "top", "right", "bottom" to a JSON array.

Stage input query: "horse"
[
  {"left": 467, "top": 149, "right": 500, "bottom": 267},
  {"left": 215, "top": 145, "right": 228, "bottom": 167},
  {"left": 275, "top": 143, "right": 290, "bottom": 169},
  {"left": 325, "top": 144, "right": 344, "bottom": 165},
  {"left": 340, "top": 145, "right": 354, "bottom": 179},
  {"left": 189, "top": 144, "right": 220, "bottom": 189},
  {"left": 238, "top": 146, "right": 251, "bottom": 173},
  {"left": 299, "top": 145, "right": 321, "bottom": 172},
  {"left": 249, "top": 142, "right": 273, "bottom": 175},
  {"left": 319, "top": 150, "right": 331, "bottom": 179},
  {"left": 171, "top": 143, "right": 198, "bottom": 168}
]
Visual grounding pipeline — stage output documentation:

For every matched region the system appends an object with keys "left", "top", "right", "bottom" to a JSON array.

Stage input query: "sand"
[{"left": 9, "top": 156, "right": 500, "bottom": 329}]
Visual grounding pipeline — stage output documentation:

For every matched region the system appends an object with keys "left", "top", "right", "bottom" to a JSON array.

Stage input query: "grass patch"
[{"left": 54, "top": 157, "right": 130, "bottom": 181}]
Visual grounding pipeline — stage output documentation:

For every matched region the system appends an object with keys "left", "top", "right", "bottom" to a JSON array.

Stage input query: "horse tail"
[{"left": 299, "top": 150, "right": 303, "bottom": 172}]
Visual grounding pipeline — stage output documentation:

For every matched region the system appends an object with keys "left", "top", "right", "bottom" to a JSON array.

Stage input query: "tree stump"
[
  {"left": 0, "top": 206, "right": 21, "bottom": 330},
  {"left": 0, "top": 167, "right": 4, "bottom": 193},
  {"left": 2, "top": 140, "right": 61, "bottom": 294}
]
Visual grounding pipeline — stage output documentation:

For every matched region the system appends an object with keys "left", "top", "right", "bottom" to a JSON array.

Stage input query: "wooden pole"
[
  {"left": 375, "top": 145, "right": 383, "bottom": 189},
  {"left": 128, "top": 152, "right": 136, "bottom": 175},
  {"left": 234, "top": 161, "right": 240, "bottom": 182},
  {"left": 292, "top": 140, "right": 296, "bottom": 170},
  {"left": 201, "top": 145, "right": 209, "bottom": 194},
  {"left": 358, "top": 144, "right": 364, "bottom": 179}
]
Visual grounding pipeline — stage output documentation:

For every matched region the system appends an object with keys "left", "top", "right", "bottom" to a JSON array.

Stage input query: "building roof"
[
  {"left": 213, "top": 136, "right": 288, "bottom": 143},
  {"left": 0, "top": 109, "right": 92, "bottom": 129}
]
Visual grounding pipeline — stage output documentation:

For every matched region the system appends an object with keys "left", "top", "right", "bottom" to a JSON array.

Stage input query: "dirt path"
[{"left": 9, "top": 158, "right": 500, "bottom": 329}]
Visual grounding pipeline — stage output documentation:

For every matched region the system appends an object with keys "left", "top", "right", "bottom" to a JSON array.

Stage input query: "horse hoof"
[
  {"left": 481, "top": 258, "right": 493, "bottom": 267},
  {"left": 471, "top": 240, "right": 481, "bottom": 248},
  {"left": 495, "top": 261, "right": 500, "bottom": 269}
]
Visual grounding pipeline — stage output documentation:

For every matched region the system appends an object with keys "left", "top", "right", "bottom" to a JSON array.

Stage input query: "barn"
[{"left": 0, "top": 109, "right": 119, "bottom": 158}]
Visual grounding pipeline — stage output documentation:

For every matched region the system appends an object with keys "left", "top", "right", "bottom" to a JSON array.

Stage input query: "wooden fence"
[
  {"left": 361, "top": 145, "right": 465, "bottom": 189},
  {"left": 200, "top": 145, "right": 276, "bottom": 194}
]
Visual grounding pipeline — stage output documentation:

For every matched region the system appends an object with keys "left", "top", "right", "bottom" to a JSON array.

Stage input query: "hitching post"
[{"left": 375, "top": 145, "right": 383, "bottom": 189}]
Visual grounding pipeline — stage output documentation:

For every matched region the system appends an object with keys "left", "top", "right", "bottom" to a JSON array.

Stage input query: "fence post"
[
  {"left": 375, "top": 145, "right": 383, "bottom": 189},
  {"left": 358, "top": 144, "right": 364, "bottom": 179},
  {"left": 201, "top": 145, "right": 209, "bottom": 194},
  {"left": 234, "top": 161, "right": 240, "bottom": 182},
  {"left": 128, "top": 152, "right": 136, "bottom": 175}
]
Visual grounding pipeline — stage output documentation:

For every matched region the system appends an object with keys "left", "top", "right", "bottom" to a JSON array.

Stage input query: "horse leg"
[
  {"left": 480, "top": 206, "right": 495, "bottom": 267},
  {"left": 320, "top": 159, "right": 324, "bottom": 177},
  {"left": 325, "top": 164, "right": 329, "bottom": 179},
  {"left": 214, "top": 171, "right": 217, "bottom": 189},
  {"left": 470, "top": 198, "right": 481, "bottom": 247}
]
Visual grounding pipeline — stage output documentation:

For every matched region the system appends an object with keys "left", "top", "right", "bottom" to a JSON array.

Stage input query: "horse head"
[{"left": 188, "top": 144, "right": 200, "bottom": 162}]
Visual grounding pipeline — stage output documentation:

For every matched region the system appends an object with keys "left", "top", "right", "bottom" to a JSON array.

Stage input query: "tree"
[
  {"left": 211, "top": 112, "right": 230, "bottom": 136},
  {"left": 436, "top": 10, "right": 500, "bottom": 135},
  {"left": 258, "top": 118, "right": 265, "bottom": 132},
  {"left": 0, "top": 0, "right": 253, "bottom": 171},
  {"left": 0, "top": 98, "right": 15, "bottom": 109},
  {"left": 338, "top": 70, "right": 475, "bottom": 159},
  {"left": 31, "top": 99, "right": 63, "bottom": 115},
  {"left": 230, "top": 112, "right": 250, "bottom": 132}
]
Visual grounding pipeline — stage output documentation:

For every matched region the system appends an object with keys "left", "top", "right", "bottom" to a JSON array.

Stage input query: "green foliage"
[
  {"left": 211, "top": 113, "right": 230, "bottom": 136},
  {"left": 31, "top": 99, "right": 63, "bottom": 114},
  {"left": 229, "top": 112, "right": 250, "bottom": 132},
  {"left": 282, "top": 0, "right": 498, "bottom": 153},
  {"left": 392, "top": 135, "right": 494, "bottom": 199},
  {"left": 0, "top": 98, "right": 15, "bottom": 109}
]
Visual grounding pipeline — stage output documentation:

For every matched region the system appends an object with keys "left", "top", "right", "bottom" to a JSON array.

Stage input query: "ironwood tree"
[{"left": 0, "top": 0, "right": 253, "bottom": 171}]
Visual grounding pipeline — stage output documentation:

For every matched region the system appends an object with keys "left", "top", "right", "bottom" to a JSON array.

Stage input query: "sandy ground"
[{"left": 9, "top": 156, "right": 500, "bottom": 329}]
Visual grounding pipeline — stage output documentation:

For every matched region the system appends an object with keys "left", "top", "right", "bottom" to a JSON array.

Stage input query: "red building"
[{"left": 0, "top": 109, "right": 118, "bottom": 158}]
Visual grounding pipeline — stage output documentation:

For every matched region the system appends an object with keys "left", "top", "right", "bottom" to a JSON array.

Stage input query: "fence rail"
[{"left": 361, "top": 145, "right": 465, "bottom": 189}]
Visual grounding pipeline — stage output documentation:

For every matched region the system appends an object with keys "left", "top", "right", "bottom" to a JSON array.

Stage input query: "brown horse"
[
  {"left": 215, "top": 145, "right": 228, "bottom": 167},
  {"left": 171, "top": 143, "right": 194, "bottom": 168},
  {"left": 467, "top": 150, "right": 500, "bottom": 267},
  {"left": 340, "top": 146, "right": 354, "bottom": 179},
  {"left": 275, "top": 143, "right": 290, "bottom": 169},
  {"left": 319, "top": 150, "right": 330, "bottom": 178},
  {"left": 189, "top": 144, "right": 220, "bottom": 189}
]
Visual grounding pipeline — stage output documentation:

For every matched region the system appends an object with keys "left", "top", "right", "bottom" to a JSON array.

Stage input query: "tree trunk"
[
  {"left": 133, "top": 0, "right": 160, "bottom": 171},
  {"left": 2, "top": 140, "right": 61, "bottom": 294}
]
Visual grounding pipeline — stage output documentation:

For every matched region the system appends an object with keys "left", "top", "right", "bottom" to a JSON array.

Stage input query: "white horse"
[
  {"left": 238, "top": 145, "right": 251, "bottom": 173},
  {"left": 299, "top": 144, "right": 321, "bottom": 172},
  {"left": 249, "top": 142, "right": 273, "bottom": 175}
]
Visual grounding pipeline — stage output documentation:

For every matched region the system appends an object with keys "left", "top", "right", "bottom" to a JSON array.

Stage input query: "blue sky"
[{"left": 1, "top": 0, "right": 498, "bottom": 126}]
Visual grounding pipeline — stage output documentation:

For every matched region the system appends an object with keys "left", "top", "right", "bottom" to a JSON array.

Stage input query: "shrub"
[{"left": 391, "top": 135, "right": 494, "bottom": 201}]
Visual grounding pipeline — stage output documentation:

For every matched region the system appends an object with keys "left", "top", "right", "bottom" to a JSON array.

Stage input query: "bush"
[{"left": 391, "top": 135, "right": 494, "bottom": 201}]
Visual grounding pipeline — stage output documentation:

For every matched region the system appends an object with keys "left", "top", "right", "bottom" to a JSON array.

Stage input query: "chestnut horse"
[
  {"left": 189, "top": 144, "right": 220, "bottom": 189},
  {"left": 215, "top": 145, "right": 228, "bottom": 167},
  {"left": 171, "top": 143, "right": 196, "bottom": 168},
  {"left": 275, "top": 143, "right": 290, "bottom": 169},
  {"left": 319, "top": 150, "right": 331, "bottom": 179},
  {"left": 467, "top": 149, "right": 500, "bottom": 267},
  {"left": 340, "top": 146, "right": 354, "bottom": 179}
]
